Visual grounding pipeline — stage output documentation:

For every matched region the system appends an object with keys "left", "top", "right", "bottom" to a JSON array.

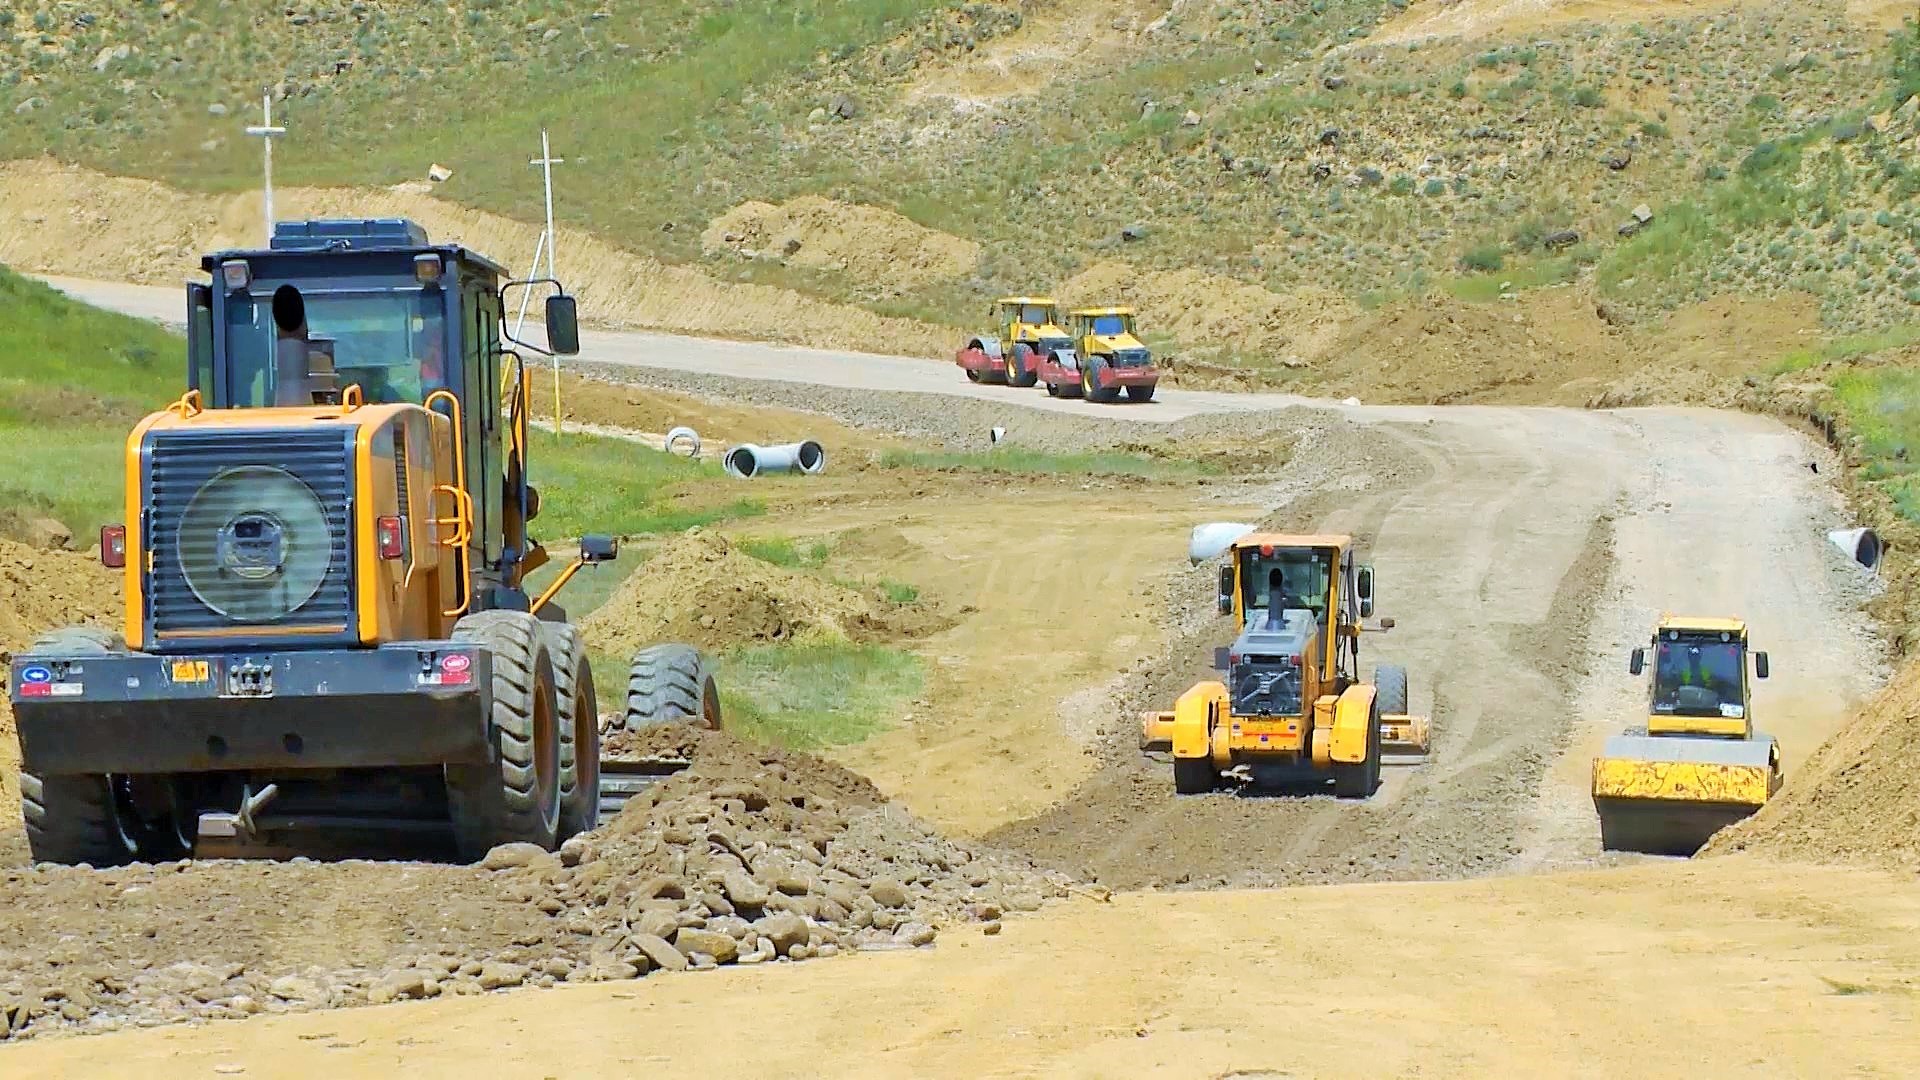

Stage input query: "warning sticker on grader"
[{"left": 171, "top": 660, "right": 210, "bottom": 683}]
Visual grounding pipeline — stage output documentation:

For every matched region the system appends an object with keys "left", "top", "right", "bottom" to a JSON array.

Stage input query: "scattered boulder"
[{"left": 674, "top": 928, "right": 740, "bottom": 965}]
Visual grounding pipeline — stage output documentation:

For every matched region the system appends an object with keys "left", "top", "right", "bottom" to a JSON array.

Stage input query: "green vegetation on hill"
[{"left": 2, "top": 3, "right": 1916, "bottom": 370}]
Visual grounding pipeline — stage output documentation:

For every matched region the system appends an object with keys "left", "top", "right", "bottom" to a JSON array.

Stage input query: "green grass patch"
[
  {"left": 878, "top": 580, "right": 920, "bottom": 604},
  {"left": 1830, "top": 366, "right": 1920, "bottom": 525},
  {"left": 529, "top": 428, "right": 760, "bottom": 541},
  {"left": 878, "top": 446, "right": 1216, "bottom": 481},
  {"left": 715, "top": 642, "right": 924, "bottom": 750},
  {"left": 0, "top": 267, "right": 186, "bottom": 533},
  {"left": 1442, "top": 256, "right": 1581, "bottom": 301},
  {"left": 1771, "top": 323, "right": 1920, "bottom": 375},
  {"left": 738, "top": 534, "right": 833, "bottom": 569}
]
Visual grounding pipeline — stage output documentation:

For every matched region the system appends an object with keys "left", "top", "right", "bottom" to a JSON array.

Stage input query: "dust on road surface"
[{"left": 11, "top": 858, "right": 1920, "bottom": 1079}]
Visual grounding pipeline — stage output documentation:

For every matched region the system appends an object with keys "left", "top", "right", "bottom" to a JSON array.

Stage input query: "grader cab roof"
[
  {"left": 1070, "top": 306, "right": 1137, "bottom": 316},
  {"left": 1654, "top": 615, "right": 1747, "bottom": 638},
  {"left": 1231, "top": 532, "right": 1354, "bottom": 553}
]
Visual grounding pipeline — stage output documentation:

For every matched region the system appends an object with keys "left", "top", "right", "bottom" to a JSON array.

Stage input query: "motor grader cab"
[
  {"left": 1591, "top": 616, "right": 1782, "bottom": 855},
  {"left": 954, "top": 296, "right": 1070, "bottom": 388},
  {"left": 1140, "top": 534, "right": 1429, "bottom": 796},
  {"left": 1036, "top": 306, "right": 1160, "bottom": 403},
  {"left": 8, "top": 218, "right": 718, "bottom": 866}
]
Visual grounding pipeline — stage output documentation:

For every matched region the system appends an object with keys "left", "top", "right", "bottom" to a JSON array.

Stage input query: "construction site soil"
[
  {"left": 0, "top": 721, "right": 1073, "bottom": 1040},
  {"left": 579, "top": 530, "right": 948, "bottom": 657},
  {"left": 0, "top": 327, "right": 1904, "bottom": 1065}
]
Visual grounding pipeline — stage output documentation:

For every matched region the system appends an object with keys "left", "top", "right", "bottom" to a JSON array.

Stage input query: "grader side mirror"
[
  {"left": 1356, "top": 565, "right": 1375, "bottom": 619},
  {"left": 1217, "top": 565, "right": 1235, "bottom": 614},
  {"left": 545, "top": 294, "right": 581, "bottom": 356},
  {"left": 1213, "top": 647, "right": 1231, "bottom": 671},
  {"left": 579, "top": 534, "right": 619, "bottom": 564},
  {"left": 1629, "top": 647, "right": 1646, "bottom": 676},
  {"left": 1754, "top": 651, "right": 1769, "bottom": 679}
]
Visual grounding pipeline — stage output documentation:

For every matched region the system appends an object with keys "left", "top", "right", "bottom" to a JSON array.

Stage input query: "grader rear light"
[
  {"left": 99, "top": 524, "right": 126, "bottom": 569},
  {"left": 376, "top": 516, "right": 405, "bottom": 560}
]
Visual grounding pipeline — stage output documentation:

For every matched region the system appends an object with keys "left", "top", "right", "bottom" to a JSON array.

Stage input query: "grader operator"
[
  {"left": 1141, "top": 534, "right": 1430, "bottom": 796},
  {"left": 8, "top": 218, "right": 716, "bottom": 865}
]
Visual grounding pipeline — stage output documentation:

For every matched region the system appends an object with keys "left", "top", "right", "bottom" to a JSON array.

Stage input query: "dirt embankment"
[
  {"left": 0, "top": 160, "right": 952, "bottom": 357},
  {"left": 702, "top": 197, "right": 981, "bottom": 298},
  {"left": 1708, "top": 656, "right": 1920, "bottom": 868},
  {"left": 579, "top": 530, "right": 946, "bottom": 659},
  {"left": 0, "top": 723, "right": 1076, "bottom": 1040}
]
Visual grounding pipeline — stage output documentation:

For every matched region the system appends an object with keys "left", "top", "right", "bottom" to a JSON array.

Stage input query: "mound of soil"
[
  {"left": 1706, "top": 658, "right": 1920, "bottom": 868},
  {"left": 1058, "top": 259, "right": 1354, "bottom": 366},
  {"left": 701, "top": 196, "right": 980, "bottom": 297},
  {"left": 0, "top": 723, "right": 1076, "bottom": 1040},
  {"left": 0, "top": 539, "right": 119, "bottom": 657},
  {"left": 580, "top": 530, "right": 922, "bottom": 656}
]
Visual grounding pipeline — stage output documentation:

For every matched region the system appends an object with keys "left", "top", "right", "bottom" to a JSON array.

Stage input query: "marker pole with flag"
[{"left": 243, "top": 93, "right": 286, "bottom": 244}]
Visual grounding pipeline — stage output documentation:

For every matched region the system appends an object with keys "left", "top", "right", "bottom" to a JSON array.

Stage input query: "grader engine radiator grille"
[{"left": 147, "top": 428, "right": 356, "bottom": 636}]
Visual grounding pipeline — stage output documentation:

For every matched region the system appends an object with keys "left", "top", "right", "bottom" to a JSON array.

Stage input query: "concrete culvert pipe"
[
  {"left": 1828, "top": 527, "right": 1883, "bottom": 570},
  {"left": 724, "top": 440, "right": 826, "bottom": 478}
]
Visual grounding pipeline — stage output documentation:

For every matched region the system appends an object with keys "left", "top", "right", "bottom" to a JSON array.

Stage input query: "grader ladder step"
[{"left": 596, "top": 756, "right": 693, "bottom": 821}]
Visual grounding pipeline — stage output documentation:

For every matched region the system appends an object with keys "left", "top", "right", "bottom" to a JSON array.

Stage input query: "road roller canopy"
[{"left": 994, "top": 297, "right": 1060, "bottom": 326}]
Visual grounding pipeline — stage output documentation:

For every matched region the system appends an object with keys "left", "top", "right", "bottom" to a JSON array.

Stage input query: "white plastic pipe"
[
  {"left": 663, "top": 426, "right": 702, "bottom": 458},
  {"left": 724, "top": 440, "right": 826, "bottom": 478},
  {"left": 1189, "top": 522, "right": 1257, "bottom": 564}
]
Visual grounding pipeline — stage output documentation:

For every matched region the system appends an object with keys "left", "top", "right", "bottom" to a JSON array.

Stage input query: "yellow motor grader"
[
  {"left": 8, "top": 218, "right": 716, "bottom": 865},
  {"left": 1141, "top": 533, "right": 1430, "bottom": 796}
]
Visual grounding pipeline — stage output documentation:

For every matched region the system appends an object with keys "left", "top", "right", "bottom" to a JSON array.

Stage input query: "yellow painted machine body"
[
  {"left": 1144, "top": 533, "right": 1428, "bottom": 797},
  {"left": 1591, "top": 614, "right": 1782, "bottom": 855},
  {"left": 995, "top": 296, "right": 1071, "bottom": 348}
]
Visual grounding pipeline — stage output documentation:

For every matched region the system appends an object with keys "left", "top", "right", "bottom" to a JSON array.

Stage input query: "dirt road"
[
  {"left": 4, "top": 274, "right": 1896, "bottom": 1074},
  {"left": 13, "top": 857, "right": 1920, "bottom": 1079}
]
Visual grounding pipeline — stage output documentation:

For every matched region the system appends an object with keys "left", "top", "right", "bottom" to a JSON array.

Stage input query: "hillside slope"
[{"left": 3, "top": 1, "right": 1913, "bottom": 372}]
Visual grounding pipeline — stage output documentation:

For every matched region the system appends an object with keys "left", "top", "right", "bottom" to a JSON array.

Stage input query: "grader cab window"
[
  {"left": 1651, "top": 640, "right": 1745, "bottom": 717},
  {"left": 1240, "top": 547, "right": 1333, "bottom": 628},
  {"left": 225, "top": 290, "right": 449, "bottom": 406}
]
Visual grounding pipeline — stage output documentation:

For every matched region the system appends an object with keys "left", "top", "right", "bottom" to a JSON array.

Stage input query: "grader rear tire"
[
  {"left": 19, "top": 628, "right": 144, "bottom": 866},
  {"left": 1173, "top": 758, "right": 1215, "bottom": 794},
  {"left": 1333, "top": 700, "right": 1383, "bottom": 798},
  {"left": 446, "top": 611, "right": 562, "bottom": 861},
  {"left": 621, "top": 645, "right": 721, "bottom": 731},
  {"left": 544, "top": 621, "right": 600, "bottom": 840}
]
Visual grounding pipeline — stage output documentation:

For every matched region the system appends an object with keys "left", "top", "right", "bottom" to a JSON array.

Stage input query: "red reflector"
[
  {"left": 440, "top": 669, "right": 472, "bottom": 686},
  {"left": 441, "top": 653, "right": 471, "bottom": 674},
  {"left": 100, "top": 524, "right": 126, "bottom": 569},
  {"left": 18, "top": 682, "right": 52, "bottom": 698},
  {"left": 376, "top": 516, "right": 404, "bottom": 560},
  {"left": 1290, "top": 654, "right": 1301, "bottom": 667}
]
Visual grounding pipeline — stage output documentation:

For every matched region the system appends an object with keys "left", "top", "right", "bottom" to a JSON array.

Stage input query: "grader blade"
[
  {"left": 1380, "top": 713, "right": 1431, "bottom": 760},
  {"left": 597, "top": 756, "right": 692, "bottom": 822}
]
